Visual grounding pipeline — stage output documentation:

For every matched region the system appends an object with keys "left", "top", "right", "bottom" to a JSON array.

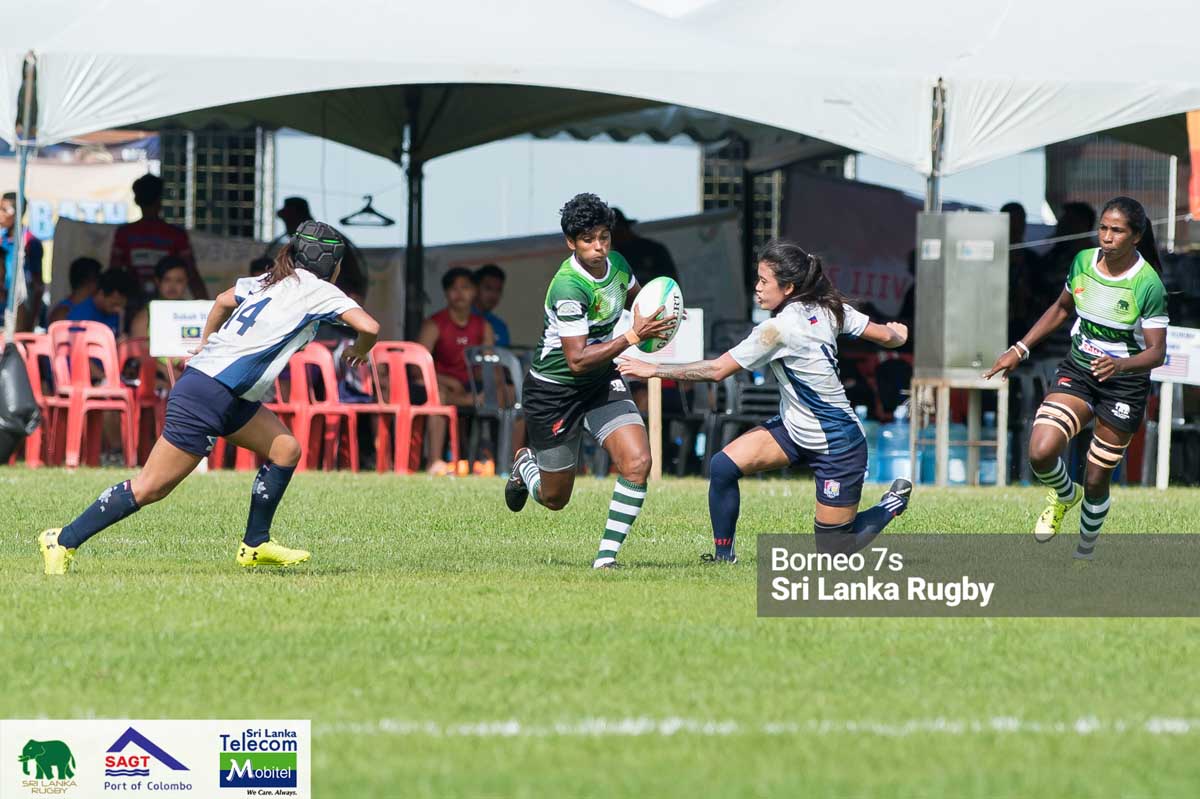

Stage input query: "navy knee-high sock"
[
  {"left": 708, "top": 452, "right": 743, "bottom": 557},
  {"left": 814, "top": 506, "right": 899, "bottom": 556},
  {"left": 58, "top": 480, "right": 140, "bottom": 549},
  {"left": 244, "top": 463, "right": 296, "bottom": 547}
]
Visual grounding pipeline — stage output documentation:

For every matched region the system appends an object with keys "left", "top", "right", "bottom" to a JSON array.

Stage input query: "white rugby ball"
[{"left": 631, "top": 276, "right": 683, "bottom": 353}]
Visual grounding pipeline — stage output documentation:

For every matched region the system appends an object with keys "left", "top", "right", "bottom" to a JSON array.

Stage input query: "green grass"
[{"left": 2, "top": 468, "right": 1199, "bottom": 798}]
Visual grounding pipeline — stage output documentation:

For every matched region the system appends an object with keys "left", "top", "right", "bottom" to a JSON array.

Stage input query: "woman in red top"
[{"left": 418, "top": 267, "right": 494, "bottom": 474}]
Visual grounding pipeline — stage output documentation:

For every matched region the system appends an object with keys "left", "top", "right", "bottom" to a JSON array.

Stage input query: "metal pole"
[
  {"left": 5, "top": 52, "right": 36, "bottom": 336},
  {"left": 1156, "top": 382, "right": 1173, "bottom": 490},
  {"left": 403, "top": 89, "right": 425, "bottom": 341},
  {"left": 1167, "top": 155, "right": 1178, "bottom": 254},
  {"left": 925, "top": 79, "right": 946, "bottom": 213}
]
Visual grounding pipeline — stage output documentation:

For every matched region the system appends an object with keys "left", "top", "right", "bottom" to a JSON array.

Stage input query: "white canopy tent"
[{"left": 5, "top": 0, "right": 1200, "bottom": 331}]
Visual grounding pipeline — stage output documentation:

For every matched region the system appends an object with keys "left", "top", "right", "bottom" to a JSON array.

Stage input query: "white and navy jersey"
[
  {"left": 187, "top": 270, "right": 360, "bottom": 401},
  {"left": 728, "top": 302, "right": 869, "bottom": 455}
]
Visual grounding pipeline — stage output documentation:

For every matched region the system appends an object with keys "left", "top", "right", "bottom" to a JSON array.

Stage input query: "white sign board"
[
  {"left": 1150, "top": 326, "right": 1200, "bottom": 386},
  {"left": 150, "top": 300, "right": 214, "bottom": 357},
  {"left": 613, "top": 307, "right": 704, "bottom": 365}
]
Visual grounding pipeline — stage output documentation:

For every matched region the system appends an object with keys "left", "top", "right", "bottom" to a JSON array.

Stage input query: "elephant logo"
[{"left": 18, "top": 739, "right": 76, "bottom": 780}]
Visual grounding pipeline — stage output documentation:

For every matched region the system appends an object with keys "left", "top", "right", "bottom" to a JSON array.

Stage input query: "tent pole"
[
  {"left": 925, "top": 78, "right": 946, "bottom": 213},
  {"left": 403, "top": 89, "right": 425, "bottom": 341},
  {"left": 5, "top": 51, "right": 36, "bottom": 337}
]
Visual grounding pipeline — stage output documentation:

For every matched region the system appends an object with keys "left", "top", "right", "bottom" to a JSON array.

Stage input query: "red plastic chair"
[
  {"left": 47, "top": 320, "right": 137, "bottom": 468},
  {"left": 286, "top": 343, "right": 361, "bottom": 471},
  {"left": 4, "top": 338, "right": 57, "bottom": 467},
  {"left": 118, "top": 337, "right": 167, "bottom": 463},
  {"left": 374, "top": 344, "right": 459, "bottom": 474}
]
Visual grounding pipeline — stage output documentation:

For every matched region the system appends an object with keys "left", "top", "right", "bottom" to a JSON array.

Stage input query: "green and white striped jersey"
[
  {"left": 1065, "top": 248, "right": 1168, "bottom": 368},
  {"left": 530, "top": 252, "right": 636, "bottom": 386}
]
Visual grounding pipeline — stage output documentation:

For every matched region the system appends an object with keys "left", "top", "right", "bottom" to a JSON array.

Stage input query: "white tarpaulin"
[{"left": 7, "top": 2, "right": 1200, "bottom": 175}]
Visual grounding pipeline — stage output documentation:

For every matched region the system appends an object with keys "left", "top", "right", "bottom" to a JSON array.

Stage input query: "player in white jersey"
[
  {"left": 619, "top": 240, "right": 912, "bottom": 562},
  {"left": 38, "top": 222, "right": 380, "bottom": 574}
]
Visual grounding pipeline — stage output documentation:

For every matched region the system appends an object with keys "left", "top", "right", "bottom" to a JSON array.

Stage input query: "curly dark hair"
[{"left": 559, "top": 193, "right": 614, "bottom": 238}]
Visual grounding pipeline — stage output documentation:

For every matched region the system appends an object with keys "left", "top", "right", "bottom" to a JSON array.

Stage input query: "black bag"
[{"left": 0, "top": 342, "right": 40, "bottom": 436}]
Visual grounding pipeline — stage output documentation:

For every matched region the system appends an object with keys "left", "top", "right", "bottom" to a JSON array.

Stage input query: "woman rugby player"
[
  {"left": 985, "top": 196, "right": 1167, "bottom": 558},
  {"left": 619, "top": 239, "right": 912, "bottom": 562},
  {"left": 39, "top": 221, "right": 380, "bottom": 574}
]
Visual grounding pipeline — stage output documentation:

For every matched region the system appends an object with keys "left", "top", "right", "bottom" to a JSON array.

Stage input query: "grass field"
[{"left": 3, "top": 468, "right": 1200, "bottom": 798}]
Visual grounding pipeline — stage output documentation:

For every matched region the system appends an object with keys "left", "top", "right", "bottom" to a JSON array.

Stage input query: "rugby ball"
[{"left": 631, "top": 276, "right": 683, "bottom": 353}]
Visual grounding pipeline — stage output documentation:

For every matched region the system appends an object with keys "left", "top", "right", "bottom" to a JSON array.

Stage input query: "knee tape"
[
  {"left": 1087, "top": 434, "right": 1129, "bottom": 470},
  {"left": 1034, "top": 400, "right": 1082, "bottom": 441}
]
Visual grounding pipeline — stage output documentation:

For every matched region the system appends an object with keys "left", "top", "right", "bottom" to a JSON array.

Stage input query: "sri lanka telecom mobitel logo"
[{"left": 219, "top": 727, "right": 299, "bottom": 789}]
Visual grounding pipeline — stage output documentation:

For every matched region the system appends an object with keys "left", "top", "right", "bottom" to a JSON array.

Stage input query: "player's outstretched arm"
[
  {"left": 340, "top": 307, "right": 380, "bottom": 366},
  {"left": 194, "top": 287, "right": 239, "bottom": 352},
  {"left": 984, "top": 289, "right": 1075, "bottom": 380},
  {"left": 860, "top": 321, "right": 907, "bottom": 349},
  {"left": 618, "top": 352, "right": 740, "bottom": 383}
]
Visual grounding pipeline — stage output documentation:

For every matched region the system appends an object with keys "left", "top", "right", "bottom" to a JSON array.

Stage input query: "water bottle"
[
  {"left": 856, "top": 405, "right": 880, "bottom": 483},
  {"left": 980, "top": 410, "right": 998, "bottom": 485},
  {"left": 877, "top": 404, "right": 912, "bottom": 483},
  {"left": 920, "top": 421, "right": 968, "bottom": 485}
]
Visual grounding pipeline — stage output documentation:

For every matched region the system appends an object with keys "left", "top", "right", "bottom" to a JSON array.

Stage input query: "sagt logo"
[
  {"left": 610, "top": 380, "right": 627, "bottom": 393},
  {"left": 1112, "top": 402, "right": 1131, "bottom": 420},
  {"left": 823, "top": 479, "right": 841, "bottom": 499},
  {"left": 18, "top": 738, "right": 77, "bottom": 795},
  {"left": 551, "top": 418, "right": 566, "bottom": 436},
  {"left": 1057, "top": 377, "right": 1072, "bottom": 387},
  {"left": 105, "top": 726, "right": 188, "bottom": 778},
  {"left": 1074, "top": 286, "right": 1085, "bottom": 295}
]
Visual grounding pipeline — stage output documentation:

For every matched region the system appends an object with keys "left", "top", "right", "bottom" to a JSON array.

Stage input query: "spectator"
[
  {"left": 263, "top": 197, "right": 313, "bottom": 261},
  {"left": 248, "top": 256, "right": 272, "bottom": 277},
  {"left": 472, "top": 263, "right": 510, "bottom": 347},
  {"left": 418, "top": 267, "right": 494, "bottom": 474},
  {"left": 1002, "top": 201, "right": 1043, "bottom": 344},
  {"left": 611, "top": 207, "right": 678, "bottom": 285},
  {"left": 67, "top": 269, "right": 136, "bottom": 337},
  {"left": 1, "top": 190, "right": 45, "bottom": 330},
  {"left": 129, "top": 256, "right": 192, "bottom": 338},
  {"left": 110, "top": 174, "right": 207, "bottom": 299},
  {"left": 48, "top": 257, "right": 103, "bottom": 324}
]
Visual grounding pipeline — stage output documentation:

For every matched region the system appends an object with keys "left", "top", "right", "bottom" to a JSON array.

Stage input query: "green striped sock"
[
  {"left": 516, "top": 453, "right": 544, "bottom": 506},
  {"left": 1076, "top": 494, "right": 1110, "bottom": 559},
  {"left": 1033, "top": 458, "right": 1076, "bottom": 503},
  {"left": 594, "top": 477, "right": 646, "bottom": 568}
]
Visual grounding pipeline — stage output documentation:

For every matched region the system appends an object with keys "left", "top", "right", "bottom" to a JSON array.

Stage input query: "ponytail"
[
  {"left": 260, "top": 243, "right": 299, "bottom": 289},
  {"left": 758, "top": 239, "right": 848, "bottom": 328}
]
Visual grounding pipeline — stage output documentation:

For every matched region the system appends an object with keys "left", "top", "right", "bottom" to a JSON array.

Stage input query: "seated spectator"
[
  {"left": 418, "top": 267, "right": 494, "bottom": 474},
  {"left": 110, "top": 174, "right": 207, "bottom": 300},
  {"left": 129, "top": 256, "right": 192, "bottom": 338},
  {"left": 472, "top": 263, "right": 510, "bottom": 347},
  {"left": 67, "top": 269, "right": 136, "bottom": 337},
  {"left": 49, "top": 257, "right": 103, "bottom": 324},
  {"left": 249, "top": 256, "right": 272, "bottom": 277}
]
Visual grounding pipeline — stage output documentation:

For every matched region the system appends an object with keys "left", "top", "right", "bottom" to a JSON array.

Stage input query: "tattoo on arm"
[{"left": 655, "top": 361, "right": 718, "bottom": 381}]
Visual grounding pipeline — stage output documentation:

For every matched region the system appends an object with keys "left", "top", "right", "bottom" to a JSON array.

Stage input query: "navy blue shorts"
[
  {"left": 763, "top": 415, "right": 868, "bottom": 507},
  {"left": 162, "top": 369, "right": 261, "bottom": 456}
]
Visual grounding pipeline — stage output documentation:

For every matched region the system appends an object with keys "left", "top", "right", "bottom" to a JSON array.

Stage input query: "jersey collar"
[
  {"left": 1093, "top": 248, "right": 1144, "bottom": 281},
  {"left": 571, "top": 253, "right": 611, "bottom": 284}
]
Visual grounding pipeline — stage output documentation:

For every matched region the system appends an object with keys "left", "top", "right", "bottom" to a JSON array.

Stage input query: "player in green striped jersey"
[
  {"left": 504, "top": 193, "right": 675, "bottom": 568},
  {"left": 986, "top": 197, "right": 1168, "bottom": 557}
]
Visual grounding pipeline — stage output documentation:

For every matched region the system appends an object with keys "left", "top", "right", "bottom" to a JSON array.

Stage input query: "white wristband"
[{"left": 1011, "top": 341, "right": 1030, "bottom": 361}]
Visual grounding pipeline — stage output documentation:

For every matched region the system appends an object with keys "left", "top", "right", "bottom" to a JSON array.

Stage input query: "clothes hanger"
[{"left": 339, "top": 195, "right": 395, "bottom": 227}]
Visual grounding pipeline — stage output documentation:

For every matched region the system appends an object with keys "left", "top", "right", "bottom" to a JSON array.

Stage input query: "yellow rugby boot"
[
  {"left": 237, "top": 539, "right": 311, "bottom": 568},
  {"left": 38, "top": 528, "right": 75, "bottom": 575},
  {"left": 1033, "top": 484, "right": 1082, "bottom": 543}
]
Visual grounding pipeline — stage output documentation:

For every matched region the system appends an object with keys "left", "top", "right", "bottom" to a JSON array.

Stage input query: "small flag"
[
  {"left": 1155, "top": 354, "right": 1189, "bottom": 380},
  {"left": 808, "top": 315, "right": 819, "bottom": 325}
]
